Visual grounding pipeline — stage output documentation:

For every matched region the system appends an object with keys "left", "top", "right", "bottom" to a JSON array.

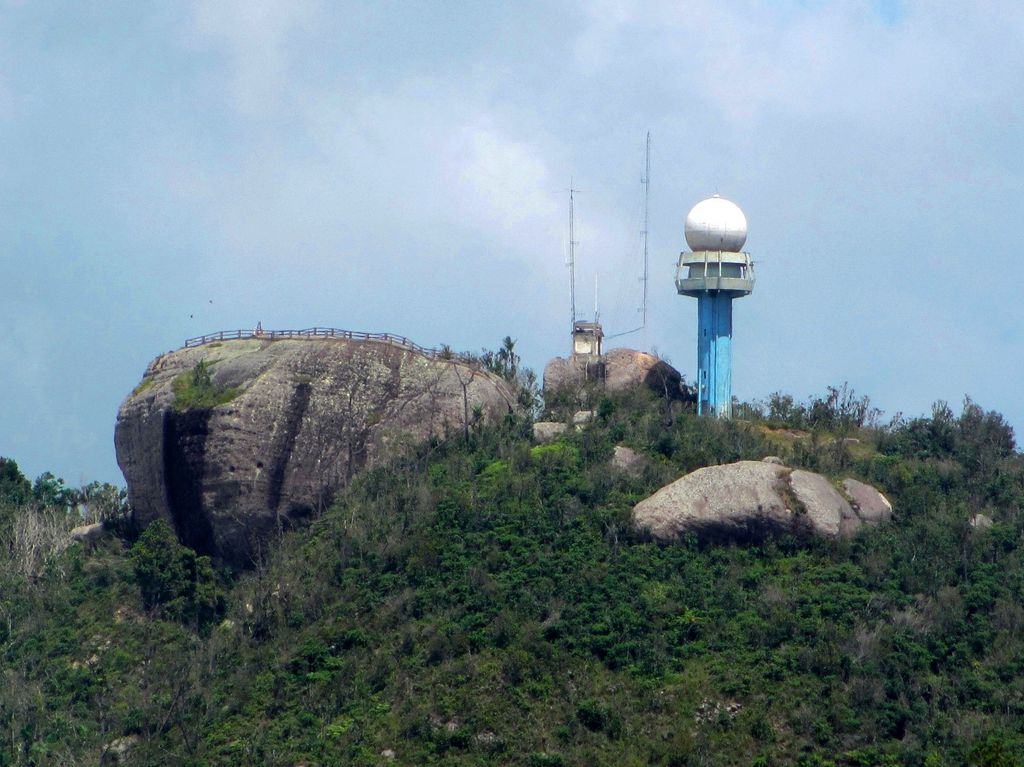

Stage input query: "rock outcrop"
[
  {"left": 633, "top": 460, "right": 891, "bottom": 543},
  {"left": 116, "top": 337, "right": 515, "bottom": 568},
  {"left": 70, "top": 522, "right": 104, "bottom": 544},
  {"left": 842, "top": 478, "right": 893, "bottom": 524},
  {"left": 610, "top": 445, "right": 647, "bottom": 476},
  {"left": 532, "top": 421, "right": 568, "bottom": 443},
  {"left": 543, "top": 348, "right": 689, "bottom": 403}
]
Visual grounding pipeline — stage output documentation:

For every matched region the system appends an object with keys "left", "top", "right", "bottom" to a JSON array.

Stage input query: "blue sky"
[{"left": 1, "top": 0, "right": 1022, "bottom": 485}]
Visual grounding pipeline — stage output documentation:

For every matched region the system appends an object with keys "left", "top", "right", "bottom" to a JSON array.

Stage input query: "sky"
[{"left": 1, "top": 0, "right": 1023, "bottom": 486}]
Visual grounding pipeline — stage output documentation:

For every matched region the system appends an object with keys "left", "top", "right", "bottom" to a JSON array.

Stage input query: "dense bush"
[{"left": 1, "top": 386, "right": 1023, "bottom": 765}]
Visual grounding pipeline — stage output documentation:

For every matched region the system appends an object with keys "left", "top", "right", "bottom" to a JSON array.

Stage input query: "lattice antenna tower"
[
  {"left": 640, "top": 131, "right": 650, "bottom": 327},
  {"left": 605, "top": 132, "right": 651, "bottom": 341},
  {"left": 568, "top": 184, "right": 579, "bottom": 329}
]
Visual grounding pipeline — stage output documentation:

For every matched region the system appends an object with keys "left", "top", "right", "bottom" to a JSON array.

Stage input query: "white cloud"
[
  {"left": 448, "top": 124, "right": 559, "bottom": 234},
  {"left": 189, "top": 0, "right": 322, "bottom": 115}
]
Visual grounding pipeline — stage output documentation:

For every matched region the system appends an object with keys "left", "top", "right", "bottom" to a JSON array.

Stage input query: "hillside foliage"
[{"left": 1, "top": 385, "right": 1023, "bottom": 766}]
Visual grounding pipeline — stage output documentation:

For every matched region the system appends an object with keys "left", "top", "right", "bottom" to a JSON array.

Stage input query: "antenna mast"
[
  {"left": 568, "top": 185, "right": 578, "bottom": 328},
  {"left": 605, "top": 132, "right": 652, "bottom": 341},
  {"left": 641, "top": 131, "right": 650, "bottom": 327}
]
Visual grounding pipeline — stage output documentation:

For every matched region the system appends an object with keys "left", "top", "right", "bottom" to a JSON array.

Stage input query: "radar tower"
[{"left": 676, "top": 194, "right": 755, "bottom": 417}]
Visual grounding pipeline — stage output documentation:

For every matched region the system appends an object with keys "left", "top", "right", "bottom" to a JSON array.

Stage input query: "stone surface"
[
  {"left": 762, "top": 455, "right": 785, "bottom": 465},
  {"left": 633, "top": 460, "right": 890, "bottom": 543},
  {"left": 791, "top": 469, "right": 858, "bottom": 538},
  {"left": 532, "top": 421, "right": 568, "bottom": 443},
  {"left": 610, "top": 446, "right": 647, "bottom": 476},
  {"left": 543, "top": 348, "right": 689, "bottom": 403},
  {"left": 970, "top": 513, "right": 994, "bottom": 530},
  {"left": 116, "top": 337, "right": 515, "bottom": 568},
  {"left": 100, "top": 735, "right": 139, "bottom": 766},
  {"left": 70, "top": 522, "right": 104, "bottom": 544},
  {"left": 572, "top": 410, "right": 595, "bottom": 425},
  {"left": 842, "top": 478, "right": 893, "bottom": 524}
]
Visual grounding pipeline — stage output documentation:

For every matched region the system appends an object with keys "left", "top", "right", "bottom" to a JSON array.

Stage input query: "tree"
[
  {"left": 130, "top": 520, "right": 222, "bottom": 631},
  {"left": 0, "top": 457, "right": 32, "bottom": 505},
  {"left": 31, "top": 472, "right": 75, "bottom": 509}
]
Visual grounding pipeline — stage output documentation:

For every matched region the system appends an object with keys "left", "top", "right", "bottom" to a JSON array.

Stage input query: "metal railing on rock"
[{"left": 182, "top": 327, "right": 472, "bottom": 362}]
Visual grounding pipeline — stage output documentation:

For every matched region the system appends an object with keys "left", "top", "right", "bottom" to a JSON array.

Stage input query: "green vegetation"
[
  {"left": 172, "top": 360, "right": 239, "bottom": 411},
  {"left": 2, "top": 385, "right": 1024, "bottom": 765},
  {"left": 130, "top": 519, "right": 224, "bottom": 631},
  {"left": 132, "top": 376, "right": 155, "bottom": 396}
]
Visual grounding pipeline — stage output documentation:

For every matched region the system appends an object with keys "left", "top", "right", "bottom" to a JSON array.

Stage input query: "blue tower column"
[{"left": 697, "top": 293, "right": 733, "bottom": 417}]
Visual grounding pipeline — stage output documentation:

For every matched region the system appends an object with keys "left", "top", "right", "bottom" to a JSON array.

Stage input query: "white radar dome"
[{"left": 684, "top": 194, "right": 748, "bottom": 252}]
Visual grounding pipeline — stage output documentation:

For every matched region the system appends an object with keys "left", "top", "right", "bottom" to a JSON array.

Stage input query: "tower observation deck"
[{"left": 675, "top": 194, "right": 755, "bottom": 417}]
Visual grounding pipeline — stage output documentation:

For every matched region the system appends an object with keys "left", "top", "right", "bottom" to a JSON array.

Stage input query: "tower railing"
[{"left": 182, "top": 327, "right": 473, "bottom": 362}]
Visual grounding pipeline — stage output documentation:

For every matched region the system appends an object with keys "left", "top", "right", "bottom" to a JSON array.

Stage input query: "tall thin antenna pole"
[
  {"left": 641, "top": 131, "right": 650, "bottom": 327},
  {"left": 569, "top": 184, "right": 578, "bottom": 329}
]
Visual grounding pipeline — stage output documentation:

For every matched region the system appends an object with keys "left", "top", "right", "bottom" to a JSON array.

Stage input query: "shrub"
[
  {"left": 130, "top": 520, "right": 223, "bottom": 630},
  {"left": 172, "top": 360, "right": 239, "bottom": 411}
]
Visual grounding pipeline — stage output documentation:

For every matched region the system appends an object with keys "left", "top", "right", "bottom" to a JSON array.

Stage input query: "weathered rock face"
[
  {"left": 116, "top": 338, "right": 514, "bottom": 568},
  {"left": 842, "top": 478, "right": 893, "bottom": 524},
  {"left": 610, "top": 445, "right": 647, "bottom": 476},
  {"left": 543, "top": 348, "right": 689, "bottom": 404},
  {"left": 532, "top": 421, "right": 568, "bottom": 443},
  {"left": 633, "top": 460, "right": 891, "bottom": 543}
]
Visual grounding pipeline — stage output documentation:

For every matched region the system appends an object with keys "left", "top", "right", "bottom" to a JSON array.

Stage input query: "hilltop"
[{"left": 1, "top": 375, "right": 1023, "bottom": 765}]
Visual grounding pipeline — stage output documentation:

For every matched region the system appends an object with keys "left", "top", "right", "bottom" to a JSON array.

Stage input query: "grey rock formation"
[
  {"left": 790, "top": 469, "right": 859, "bottom": 538},
  {"left": 116, "top": 337, "right": 515, "bottom": 568},
  {"left": 572, "top": 410, "right": 595, "bottom": 425},
  {"left": 532, "top": 421, "right": 568, "bottom": 443},
  {"left": 70, "top": 522, "right": 104, "bottom": 544},
  {"left": 610, "top": 445, "right": 647, "bottom": 476},
  {"left": 100, "top": 735, "right": 139, "bottom": 766},
  {"left": 543, "top": 348, "right": 688, "bottom": 404},
  {"left": 842, "top": 478, "right": 893, "bottom": 524},
  {"left": 970, "top": 513, "right": 994, "bottom": 530},
  {"left": 633, "top": 460, "right": 891, "bottom": 543}
]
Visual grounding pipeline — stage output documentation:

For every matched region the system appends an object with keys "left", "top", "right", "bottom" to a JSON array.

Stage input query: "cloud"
[
  {"left": 4, "top": 0, "right": 1024, "bottom": 485},
  {"left": 449, "top": 124, "right": 559, "bottom": 234},
  {"left": 189, "top": 0, "right": 322, "bottom": 115}
]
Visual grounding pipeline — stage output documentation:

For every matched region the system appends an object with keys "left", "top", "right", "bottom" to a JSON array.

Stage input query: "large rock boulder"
[
  {"left": 116, "top": 337, "right": 515, "bottom": 568},
  {"left": 633, "top": 460, "right": 890, "bottom": 543},
  {"left": 543, "top": 348, "right": 689, "bottom": 404}
]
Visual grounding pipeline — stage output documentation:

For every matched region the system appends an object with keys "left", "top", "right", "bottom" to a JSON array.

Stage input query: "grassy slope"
[{"left": 2, "top": 390, "right": 1024, "bottom": 766}]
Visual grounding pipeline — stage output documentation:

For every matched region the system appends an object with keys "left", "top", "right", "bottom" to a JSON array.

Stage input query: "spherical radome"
[{"left": 684, "top": 194, "right": 748, "bottom": 252}]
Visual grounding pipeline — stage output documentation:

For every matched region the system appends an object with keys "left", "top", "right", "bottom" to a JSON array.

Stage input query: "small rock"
[
  {"left": 572, "top": 410, "right": 595, "bottom": 425},
  {"left": 762, "top": 456, "right": 785, "bottom": 465},
  {"left": 970, "top": 513, "right": 994, "bottom": 529},
  {"left": 70, "top": 522, "right": 104, "bottom": 544},
  {"left": 100, "top": 735, "right": 139, "bottom": 766},
  {"left": 611, "top": 446, "right": 647, "bottom": 475},
  {"left": 381, "top": 748, "right": 396, "bottom": 760},
  {"left": 532, "top": 421, "right": 567, "bottom": 443}
]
